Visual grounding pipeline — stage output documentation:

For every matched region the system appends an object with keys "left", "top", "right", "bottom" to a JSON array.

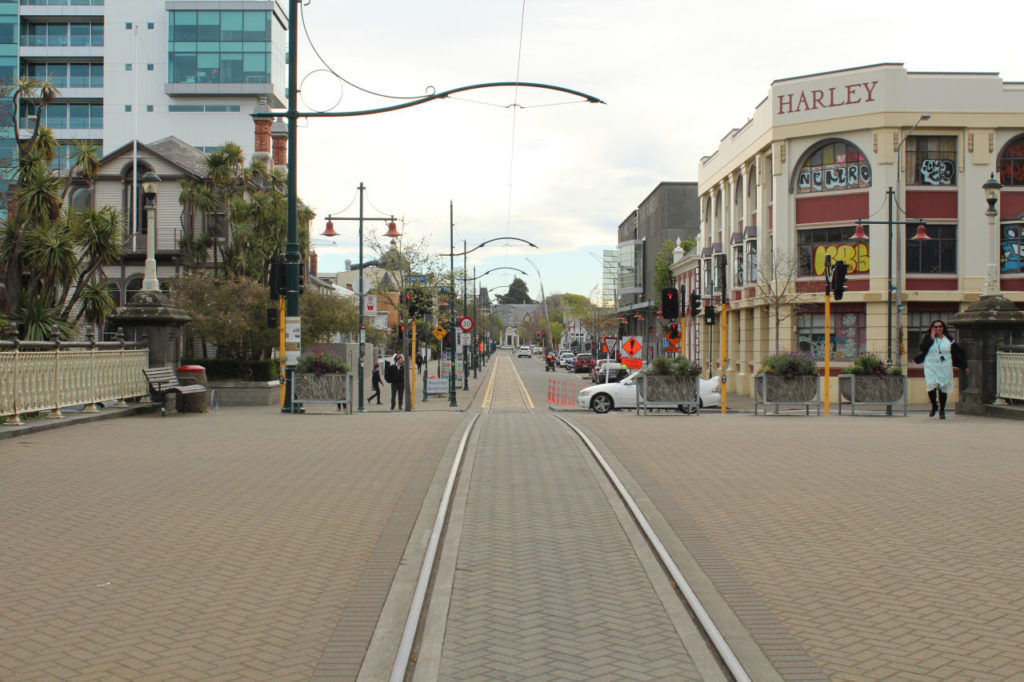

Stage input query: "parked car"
[
  {"left": 572, "top": 353, "right": 595, "bottom": 374},
  {"left": 559, "top": 352, "right": 575, "bottom": 368},
  {"left": 591, "top": 359, "right": 627, "bottom": 383},
  {"left": 517, "top": 345, "right": 532, "bottom": 358},
  {"left": 577, "top": 372, "right": 722, "bottom": 414}
]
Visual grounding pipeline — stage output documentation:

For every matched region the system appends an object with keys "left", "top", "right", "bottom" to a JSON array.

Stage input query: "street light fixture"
[
  {"left": 982, "top": 172, "right": 1003, "bottom": 295},
  {"left": 321, "top": 183, "right": 398, "bottom": 413},
  {"left": 140, "top": 170, "right": 161, "bottom": 291}
]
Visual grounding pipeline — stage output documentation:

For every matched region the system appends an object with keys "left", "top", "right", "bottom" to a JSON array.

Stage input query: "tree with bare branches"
[{"left": 754, "top": 251, "right": 811, "bottom": 353}]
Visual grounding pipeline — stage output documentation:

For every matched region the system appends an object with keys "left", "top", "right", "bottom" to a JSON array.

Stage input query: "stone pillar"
[
  {"left": 108, "top": 290, "right": 192, "bottom": 368},
  {"left": 951, "top": 294, "right": 1024, "bottom": 415}
]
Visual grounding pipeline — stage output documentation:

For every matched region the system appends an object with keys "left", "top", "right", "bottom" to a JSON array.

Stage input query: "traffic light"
[
  {"left": 266, "top": 307, "right": 278, "bottom": 328},
  {"left": 661, "top": 287, "right": 679, "bottom": 320},
  {"left": 704, "top": 305, "right": 716, "bottom": 326},
  {"left": 689, "top": 290, "right": 701, "bottom": 316},
  {"left": 269, "top": 260, "right": 285, "bottom": 299},
  {"left": 398, "top": 323, "right": 405, "bottom": 340},
  {"left": 668, "top": 323, "right": 680, "bottom": 340},
  {"left": 832, "top": 260, "right": 848, "bottom": 300}
]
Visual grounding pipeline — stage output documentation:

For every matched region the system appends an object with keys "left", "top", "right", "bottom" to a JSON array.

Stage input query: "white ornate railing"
[
  {"left": 0, "top": 339, "right": 149, "bottom": 425},
  {"left": 996, "top": 350, "right": 1024, "bottom": 402}
]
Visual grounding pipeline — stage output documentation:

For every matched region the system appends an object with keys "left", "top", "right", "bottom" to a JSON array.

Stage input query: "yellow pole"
[
  {"left": 279, "top": 296, "right": 286, "bottom": 408},
  {"left": 824, "top": 288, "right": 831, "bottom": 414},
  {"left": 410, "top": 320, "right": 417, "bottom": 410},
  {"left": 720, "top": 305, "right": 727, "bottom": 414}
]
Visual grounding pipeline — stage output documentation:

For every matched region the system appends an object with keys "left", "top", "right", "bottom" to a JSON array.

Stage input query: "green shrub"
[
  {"left": 759, "top": 352, "right": 818, "bottom": 377},
  {"left": 295, "top": 351, "right": 349, "bottom": 376},
  {"left": 848, "top": 353, "right": 903, "bottom": 376},
  {"left": 643, "top": 355, "right": 702, "bottom": 377}
]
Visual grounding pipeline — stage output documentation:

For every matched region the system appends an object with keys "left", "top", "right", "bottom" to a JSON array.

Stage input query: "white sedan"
[{"left": 577, "top": 371, "right": 722, "bottom": 414}]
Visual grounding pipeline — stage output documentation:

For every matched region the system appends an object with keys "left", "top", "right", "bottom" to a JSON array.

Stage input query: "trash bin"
[{"left": 177, "top": 364, "right": 208, "bottom": 413}]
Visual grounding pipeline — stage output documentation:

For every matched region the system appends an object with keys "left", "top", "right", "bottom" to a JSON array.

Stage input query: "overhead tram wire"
[{"left": 504, "top": 0, "right": 528, "bottom": 271}]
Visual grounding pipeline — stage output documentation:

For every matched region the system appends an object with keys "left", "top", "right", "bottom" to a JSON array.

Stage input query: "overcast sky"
[{"left": 294, "top": 0, "right": 1022, "bottom": 303}]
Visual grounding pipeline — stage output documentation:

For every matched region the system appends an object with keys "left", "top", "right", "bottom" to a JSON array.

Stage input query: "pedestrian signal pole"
[{"left": 824, "top": 255, "right": 832, "bottom": 414}]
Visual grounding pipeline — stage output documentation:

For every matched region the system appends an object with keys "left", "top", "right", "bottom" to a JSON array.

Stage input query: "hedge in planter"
[
  {"left": 840, "top": 354, "right": 905, "bottom": 403},
  {"left": 641, "top": 356, "right": 701, "bottom": 403},
  {"left": 757, "top": 352, "right": 819, "bottom": 402},
  {"left": 294, "top": 351, "right": 351, "bottom": 402}
]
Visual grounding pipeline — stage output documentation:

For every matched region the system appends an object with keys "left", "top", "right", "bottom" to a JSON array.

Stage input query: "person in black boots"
[
  {"left": 368, "top": 364, "right": 382, "bottom": 405},
  {"left": 914, "top": 319, "right": 968, "bottom": 419},
  {"left": 387, "top": 354, "right": 405, "bottom": 410}
]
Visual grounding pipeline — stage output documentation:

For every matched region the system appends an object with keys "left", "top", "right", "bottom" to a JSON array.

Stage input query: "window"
[
  {"left": 147, "top": 63, "right": 154, "bottom": 71},
  {"left": 905, "top": 224, "right": 956, "bottom": 274},
  {"left": 745, "top": 240, "right": 758, "bottom": 284},
  {"left": 617, "top": 241, "right": 643, "bottom": 293},
  {"left": 1002, "top": 223, "right": 1024, "bottom": 273},
  {"left": 907, "top": 310, "right": 957, "bottom": 348},
  {"left": 124, "top": 104, "right": 131, "bottom": 112},
  {"left": 169, "top": 9, "right": 273, "bottom": 85},
  {"left": 146, "top": 104, "right": 153, "bottom": 112},
  {"left": 905, "top": 136, "right": 957, "bottom": 186},
  {"left": 748, "top": 164, "right": 757, "bottom": 210},
  {"left": 732, "top": 245, "right": 744, "bottom": 286},
  {"left": 125, "top": 63, "right": 132, "bottom": 70},
  {"left": 797, "top": 309, "right": 866, "bottom": 361},
  {"left": 147, "top": 22, "right": 154, "bottom": 30},
  {"left": 796, "top": 141, "right": 871, "bottom": 194},
  {"left": 125, "top": 22, "right": 132, "bottom": 29},
  {"left": 797, "top": 226, "right": 870, "bottom": 277},
  {"left": 998, "top": 135, "right": 1024, "bottom": 186}
]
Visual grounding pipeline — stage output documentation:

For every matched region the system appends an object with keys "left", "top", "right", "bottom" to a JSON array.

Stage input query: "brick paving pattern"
[
  {"left": 0, "top": 408, "right": 465, "bottom": 680},
  {"left": 435, "top": 412, "right": 703, "bottom": 681},
  {"left": 572, "top": 412, "right": 1024, "bottom": 681}
]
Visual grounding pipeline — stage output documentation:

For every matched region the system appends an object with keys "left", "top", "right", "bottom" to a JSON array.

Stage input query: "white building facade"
[
  {"left": 16, "top": 0, "right": 287, "bottom": 169},
  {"left": 695, "top": 63, "right": 1024, "bottom": 402}
]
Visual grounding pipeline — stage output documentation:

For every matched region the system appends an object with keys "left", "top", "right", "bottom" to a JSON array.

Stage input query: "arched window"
[
  {"left": 998, "top": 135, "right": 1024, "bottom": 187},
  {"left": 794, "top": 140, "right": 871, "bottom": 194},
  {"left": 748, "top": 163, "right": 757, "bottom": 210}
]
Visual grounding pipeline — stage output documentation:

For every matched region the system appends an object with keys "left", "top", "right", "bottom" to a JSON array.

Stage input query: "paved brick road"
[
  {"left": 0, "top": 408, "right": 467, "bottom": 680},
  {"left": 570, "top": 412, "right": 1024, "bottom": 681}
]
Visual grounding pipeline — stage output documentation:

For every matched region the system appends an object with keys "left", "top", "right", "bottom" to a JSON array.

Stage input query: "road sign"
[
  {"left": 354, "top": 276, "right": 372, "bottom": 294},
  {"left": 459, "top": 316, "right": 474, "bottom": 332},
  {"left": 621, "top": 336, "right": 642, "bottom": 358},
  {"left": 432, "top": 326, "right": 447, "bottom": 341}
]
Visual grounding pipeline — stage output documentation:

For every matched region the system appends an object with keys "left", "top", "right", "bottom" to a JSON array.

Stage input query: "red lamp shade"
[
  {"left": 911, "top": 223, "right": 931, "bottom": 240},
  {"left": 850, "top": 223, "right": 868, "bottom": 241},
  {"left": 634, "top": 311, "right": 644, "bottom": 319},
  {"left": 321, "top": 220, "right": 338, "bottom": 237},
  {"left": 383, "top": 220, "right": 401, "bottom": 239}
]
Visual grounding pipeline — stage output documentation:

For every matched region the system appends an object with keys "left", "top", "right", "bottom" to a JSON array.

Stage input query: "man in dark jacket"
[{"left": 386, "top": 354, "right": 405, "bottom": 410}]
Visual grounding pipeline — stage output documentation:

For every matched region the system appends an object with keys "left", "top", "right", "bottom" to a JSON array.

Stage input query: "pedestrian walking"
[
  {"left": 914, "top": 319, "right": 968, "bottom": 419},
  {"left": 387, "top": 354, "right": 405, "bottom": 410},
  {"left": 368, "top": 365, "right": 382, "bottom": 405}
]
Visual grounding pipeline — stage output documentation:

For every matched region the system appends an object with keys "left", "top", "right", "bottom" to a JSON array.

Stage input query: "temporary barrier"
[{"left": 546, "top": 378, "right": 578, "bottom": 407}]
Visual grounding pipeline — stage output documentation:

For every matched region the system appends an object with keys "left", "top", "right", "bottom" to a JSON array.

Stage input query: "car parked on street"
[
  {"left": 577, "top": 371, "right": 722, "bottom": 414},
  {"left": 517, "top": 345, "right": 532, "bottom": 358},
  {"left": 591, "top": 359, "right": 627, "bottom": 383},
  {"left": 572, "top": 353, "right": 595, "bottom": 374},
  {"left": 559, "top": 351, "right": 575, "bottom": 368}
]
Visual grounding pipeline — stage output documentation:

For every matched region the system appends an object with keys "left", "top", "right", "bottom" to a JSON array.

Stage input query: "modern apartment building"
[{"left": 14, "top": 0, "right": 287, "bottom": 170}]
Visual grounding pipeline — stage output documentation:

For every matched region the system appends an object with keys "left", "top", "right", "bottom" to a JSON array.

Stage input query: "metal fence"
[
  {"left": 996, "top": 347, "right": 1024, "bottom": 403},
  {"left": 0, "top": 333, "right": 149, "bottom": 425}
]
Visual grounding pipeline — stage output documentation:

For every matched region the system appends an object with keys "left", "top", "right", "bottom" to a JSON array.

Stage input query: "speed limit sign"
[{"left": 459, "top": 316, "right": 474, "bottom": 332}]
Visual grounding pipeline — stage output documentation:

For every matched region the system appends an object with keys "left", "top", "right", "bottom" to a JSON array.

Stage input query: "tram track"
[{"left": 381, "top": 357, "right": 757, "bottom": 681}]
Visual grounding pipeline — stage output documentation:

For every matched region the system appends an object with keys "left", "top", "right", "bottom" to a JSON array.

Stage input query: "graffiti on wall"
[
  {"left": 812, "top": 242, "right": 869, "bottom": 276},
  {"left": 1002, "top": 224, "right": 1024, "bottom": 273},
  {"left": 919, "top": 159, "right": 955, "bottom": 186}
]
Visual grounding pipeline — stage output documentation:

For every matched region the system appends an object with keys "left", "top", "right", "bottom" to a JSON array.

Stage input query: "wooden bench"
[{"left": 144, "top": 366, "right": 207, "bottom": 416}]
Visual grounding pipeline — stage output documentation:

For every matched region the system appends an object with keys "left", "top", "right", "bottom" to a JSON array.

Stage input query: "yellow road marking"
[
  {"left": 508, "top": 359, "right": 535, "bottom": 409},
  {"left": 481, "top": 357, "right": 499, "bottom": 409}
]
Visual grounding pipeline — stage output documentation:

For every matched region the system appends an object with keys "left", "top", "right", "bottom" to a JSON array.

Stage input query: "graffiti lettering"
[
  {"left": 919, "top": 159, "right": 955, "bottom": 186},
  {"left": 813, "top": 242, "right": 870, "bottom": 276}
]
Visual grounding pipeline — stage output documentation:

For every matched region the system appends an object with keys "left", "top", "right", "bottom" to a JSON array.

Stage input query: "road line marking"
[
  {"left": 508, "top": 358, "right": 534, "bottom": 409},
  {"left": 481, "top": 357, "right": 500, "bottom": 409}
]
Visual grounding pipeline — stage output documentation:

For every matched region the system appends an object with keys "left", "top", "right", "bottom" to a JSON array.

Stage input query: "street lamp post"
[
  {"left": 140, "top": 170, "right": 161, "bottom": 291},
  {"left": 894, "top": 113, "right": 931, "bottom": 359},
  {"left": 322, "top": 183, "right": 397, "bottom": 413},
  {"left": 982, "top": 173, "right": 1003, "bottom": 296}
]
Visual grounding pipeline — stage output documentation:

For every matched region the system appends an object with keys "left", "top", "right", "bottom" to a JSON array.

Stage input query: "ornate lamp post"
[
  {"left": 140, "top": 170, "right": 161, "bottom": 291},
  {"left": 321, "top": 183, "right": 397, "bottom": 412},
  {"left": 982, "top": 172, "right": 1003, "bottom": 296}
]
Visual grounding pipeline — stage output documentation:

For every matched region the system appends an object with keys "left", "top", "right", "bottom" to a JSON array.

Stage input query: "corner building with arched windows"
[{"left": 694, "top": 63, "right": 1024, "bottom": 403}]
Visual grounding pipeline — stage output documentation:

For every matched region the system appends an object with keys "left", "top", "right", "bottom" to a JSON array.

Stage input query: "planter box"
[
  {"left": 637, "top": 374, "right": 700, "bottom": 415},
  {"left": 753, "top": 374, "right": 820, "bottom": 415},
  {"left": 292, "top": 373, "right": 352, "bottom": 413},
  {"left": 837, "top": 374, "right": 907, "bottom": 416},
  {"left": 207, "top": 380, "right": 280, "bottom": 407}
]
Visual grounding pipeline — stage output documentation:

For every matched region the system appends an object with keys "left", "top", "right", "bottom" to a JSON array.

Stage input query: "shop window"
[
  {"left": 797, "top": 226, "right": 870, "bottom": 277},
  {"left": 905, "top": 136, "right": 957, "bottom": 186},
  {"left": 796, "top": 310, "right": 866, "bottom": 361},
  {"left": 1002, "top": 222, "right": 1024, "bottom": 273},
  {"left": 905, "top": 224, "right": 957, "bottom": 274},
  {"left": 795, "top": 140, "right": 871, "bottom": 194},
  {"left": 998, "top": 135, "right": 1024, "bottom": 186}
]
